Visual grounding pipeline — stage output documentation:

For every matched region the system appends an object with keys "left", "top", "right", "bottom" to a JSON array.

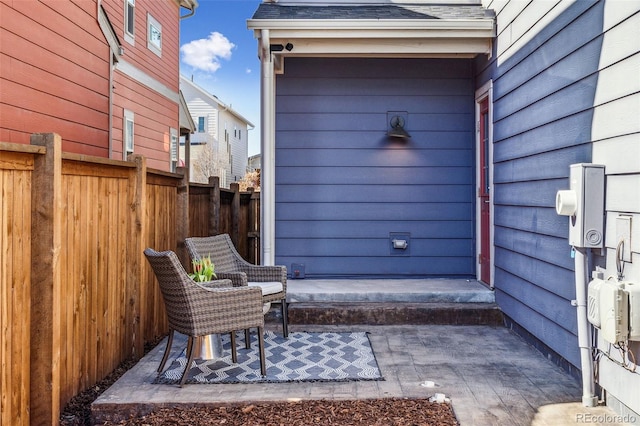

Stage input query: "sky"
[{"left": 180, "top": 0, "right": 263, "bottom": 156}]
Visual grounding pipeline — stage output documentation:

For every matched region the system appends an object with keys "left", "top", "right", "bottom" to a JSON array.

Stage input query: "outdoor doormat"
[{"left": 154, "top": 331, "right": 383, "bottom": 384}]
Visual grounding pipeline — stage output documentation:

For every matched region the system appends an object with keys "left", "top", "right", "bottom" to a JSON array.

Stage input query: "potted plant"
[{"left": 189, "top": 255, "right": 216, "bottom": 282}]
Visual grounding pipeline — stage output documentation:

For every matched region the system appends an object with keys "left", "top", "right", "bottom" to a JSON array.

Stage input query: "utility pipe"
[{"left": 574, "top": 247, "right": 598, "bottom": 407}]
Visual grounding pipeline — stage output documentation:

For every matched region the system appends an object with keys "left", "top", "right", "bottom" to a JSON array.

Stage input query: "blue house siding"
[
  {"left": 275, "top": 58, "right": 476, "bottom": 278},
  {"left": 478, "top": 1, "right": 605, "bottom": 370}
]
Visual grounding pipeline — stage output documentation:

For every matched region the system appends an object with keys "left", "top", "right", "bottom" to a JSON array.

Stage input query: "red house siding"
[
  {"left": 103, "top": 0, "right": 181, "bottom": 170},
  {"left": 0, "top": 0, "right": 110, "bottom": 155},
  {"left": 1, "top": 0, "right": 182, "bottom": 172}
]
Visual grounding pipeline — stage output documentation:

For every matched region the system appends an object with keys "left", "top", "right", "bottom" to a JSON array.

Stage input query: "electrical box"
[
  {"left": 621, "top": 281, "right": 640, "bottom": 341},
  {"left": 589, "top": 277, "right": 640, "bottom": 343},
  {"left": 587, "top": 276, "right": 604, "bottom": 328},
  {"left": 599, "top": 279, "right": 629, "bottom": 344},
  {"left": 291, "top": 263, "right": 305, "bottom": 279},
  {"left": 555, "top": 163, "right": 605, "bottom": 248}
]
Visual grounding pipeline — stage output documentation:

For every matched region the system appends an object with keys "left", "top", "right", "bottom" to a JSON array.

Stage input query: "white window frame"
[
  {"left": 198, "top": 117, "right": 205, "bottom": 133},
  {"left": 170, "top": 128, "right": 178, "bottom": 172},
  {"left": 147, "top": 13, "right": 162, "bottom": 57},
  {"left": 124, "top": 0, "right": 135, "bottom": 45},
  {"left": 124, "top": 109, "right": 134, "bottom": 159}
]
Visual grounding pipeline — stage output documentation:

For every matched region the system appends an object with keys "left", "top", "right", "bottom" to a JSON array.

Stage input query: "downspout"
[
  {"left": 108, "top": 53, "right": 114, "bottom": 159},
  {"left": 260, "top": 29, "right": 275, "bottom": 266},
  {"left": 574, "top": 247, "right": 598, "bottom": 407}
]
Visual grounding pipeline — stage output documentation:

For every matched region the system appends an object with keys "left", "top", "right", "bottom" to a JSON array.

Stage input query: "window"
[
  {"left": 170, "top": 128, "right": 178, "bottom": 162},
  {"left": 147, "top": 14, "right": 162, "bottom": 57},
  {"left": 124, "top": 109, "right": 134, "bottom": 158},
  {"left": 170, "top": 128, "right": 178, "bottom": 172},
  {"left": 198, "top": 117, "right": 205, "bottom": 132},
  {"left": 125, "top": 0, "right": 135, "bottom": 45}
]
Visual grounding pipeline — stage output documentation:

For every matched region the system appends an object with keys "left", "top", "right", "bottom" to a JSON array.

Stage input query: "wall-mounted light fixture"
[
  {"left": 270, "top": 43, "right": 294, "bottom": 52},
  {"left": 388, "top": 114, "right": 410, "bottom": 139}
]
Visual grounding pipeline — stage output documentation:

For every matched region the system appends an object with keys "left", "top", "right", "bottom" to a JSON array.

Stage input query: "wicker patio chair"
[
  {"left": 185, "top": 234, "right": 289, "bottom": 338},
  {"left": 144, "top": 248, "right": 266, "bottom": 386}
]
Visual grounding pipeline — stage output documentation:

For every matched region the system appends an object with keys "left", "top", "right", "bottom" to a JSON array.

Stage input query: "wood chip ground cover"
[
  {"left": 105, "top": 398, "right": 458, "bottom": 425},
  {"left": 60, "top": 335, "right": 459, "bottom": 425}
]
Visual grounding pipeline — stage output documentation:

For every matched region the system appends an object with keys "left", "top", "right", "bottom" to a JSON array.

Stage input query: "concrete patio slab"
[
  {"left": 92, "top": 324, "right": 630, "bottom": 425},
  {"left": 92, "top": 280, "right": 632, "bottom": 425}
]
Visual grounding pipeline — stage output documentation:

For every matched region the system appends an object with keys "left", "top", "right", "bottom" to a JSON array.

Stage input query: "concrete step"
[
  {"left": 284, "top": 302, "right": 503, "bottom": 326},
  {"left": 286, "top": 279, "right": 495, "bottom": 304},
  {"left": 266, "top": 279, "right": 501, "bottom": 326}
]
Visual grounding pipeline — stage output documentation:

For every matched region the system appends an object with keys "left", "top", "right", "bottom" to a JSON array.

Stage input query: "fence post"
[
  {"left": 230, "top": 182, "right": 240, "bottom": 247},
  {"left": 176, "top": 167, "right": 189, "bottom": 266},
  {"left": 128, "top": 154, "right": 146, "bottom": 358},
  {"left": 208, "top": 176, "right": 220, "bottom": 236},
  {"left": 29, "top": 133, "right": 62, "bottom": 425},
  {"left": 248, "top": 188, "right": 260, "bottom": 264}
]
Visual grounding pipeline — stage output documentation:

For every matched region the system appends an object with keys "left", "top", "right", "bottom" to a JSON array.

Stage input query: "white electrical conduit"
[{"left": 574, "top": 247, "right": 598, "bottom": 407}]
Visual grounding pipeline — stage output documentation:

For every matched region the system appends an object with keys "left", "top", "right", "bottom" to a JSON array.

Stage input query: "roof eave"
[
  {"left": 248, "top": 18, "right": 495, "bottom": 62},
  {"left": 248, "top": 18, "right": 494, "bottom": 30}
]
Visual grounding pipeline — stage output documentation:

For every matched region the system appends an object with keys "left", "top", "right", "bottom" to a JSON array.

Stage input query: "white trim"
[
  {"left": 124, "top": 0, "right": 135, "bottom": 46},
  {"left": 260, "top": 29, "right": 276, "bottom": 266},
  {"left": 248, "top": 18, "right": 494, "bottom": 66},
  {"left": 124, "top": 109, "right": 134, "bottom": 160},
  {"left": 475, "top": 80, "right": 494, "bottom": 288},
  {"left": 117, "top": 59, "right": 179, "bottom": 102},
  {"left": 170, "top": 127, "right": 178, "bottom": 162},
  {"left": 97, "top": 5, "right": 122, "bottom": 60},
  {"left": 147, "top": 13, "right": 162, "bottom": 57},
  {"left": 269, "top": 38, "right": 491, "bottom": 57}
]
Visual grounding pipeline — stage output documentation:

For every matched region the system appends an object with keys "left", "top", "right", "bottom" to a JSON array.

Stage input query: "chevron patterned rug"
[{"left": 154, "top": 331, "right": 383, "bottom": 384}]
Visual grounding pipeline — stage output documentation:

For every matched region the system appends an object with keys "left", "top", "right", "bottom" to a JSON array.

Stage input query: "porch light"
[{"left": 388, "top": 115, "right": 410, "bottom": 139}]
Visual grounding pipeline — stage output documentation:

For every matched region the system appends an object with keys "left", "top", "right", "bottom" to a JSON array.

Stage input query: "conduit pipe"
[{"left": 574, "top": 247, "right": 598, "bottom": 407}]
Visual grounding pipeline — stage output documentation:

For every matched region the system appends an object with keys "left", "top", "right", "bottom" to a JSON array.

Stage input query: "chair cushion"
[{"left": 248, "top": 281, "right": 283, "bottom": 296}]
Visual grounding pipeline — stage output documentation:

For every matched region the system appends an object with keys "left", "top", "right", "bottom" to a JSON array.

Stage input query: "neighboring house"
[
  {"left": 180, "top": 75, "right": 254, "bottom": 186},
  {"left": 248, "top": 153, "right": 261, "bottom": 172},
  {"left": 0, "top": 0, "right": 197, "bottom": 171},
  {"left": 248, "top": 0, "right": 639, "bottom": 419}
]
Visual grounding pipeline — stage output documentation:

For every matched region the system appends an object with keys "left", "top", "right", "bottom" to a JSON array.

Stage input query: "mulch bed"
[
  {"left": 61, "top": 364, "right": 458, "bottom": 426},
  {"left": 104, "top": 399, "right": 458, "bottom": 425}
]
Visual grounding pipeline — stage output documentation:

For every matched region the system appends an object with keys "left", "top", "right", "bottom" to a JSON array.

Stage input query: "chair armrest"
[
  {"left": 197, "top": 278, "right": 232, "bottom": 290},
  {"left": 215, "top": 271, "right": 248, "bottom": 287},
  {"left": 243, "top": 265, "right": 287, "bottom": 283}
]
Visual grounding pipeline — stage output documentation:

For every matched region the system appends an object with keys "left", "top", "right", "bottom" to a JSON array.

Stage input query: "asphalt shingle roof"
[{"left": 251, "top": 3, "right": 495, "bottom": 20}]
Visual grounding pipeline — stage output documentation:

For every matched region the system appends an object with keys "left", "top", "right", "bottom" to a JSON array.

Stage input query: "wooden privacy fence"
[{"left": 0, "top": 134, "right": 260, "bottom": 425}]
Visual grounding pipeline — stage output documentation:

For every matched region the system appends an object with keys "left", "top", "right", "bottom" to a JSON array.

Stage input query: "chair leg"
[
  {"left": 158, "top": 329, "right": 175, "bottom": 373},
  {"left": 230, "top": 331, "right": 237, "bottom": 363},
  {"left": 281, "top": 299, "right": 289, "bottom": 338},
  {"left": 180, "top": 336, "right": 196, "bottom": 387},
  {"left": 245, "top": 329, "right": 251, "bottom": 349},
  {"left": 258, "top": 326, "right": 266, "bottom": 376}
]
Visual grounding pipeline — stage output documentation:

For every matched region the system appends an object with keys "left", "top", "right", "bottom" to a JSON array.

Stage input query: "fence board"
[
  {"left": 1, "top": 137, "right": 260, "bottom": 424},
  {"left": 0, "top": 151, "right": 33, "bottom": 426}
]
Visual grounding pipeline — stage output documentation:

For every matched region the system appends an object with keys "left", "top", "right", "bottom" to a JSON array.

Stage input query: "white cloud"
[
  {"left": 180, "top": 32, "right": 235, "bottom": 72},
  {"left": 245, "top": 68, "right": 252, "bottom": 74}
]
